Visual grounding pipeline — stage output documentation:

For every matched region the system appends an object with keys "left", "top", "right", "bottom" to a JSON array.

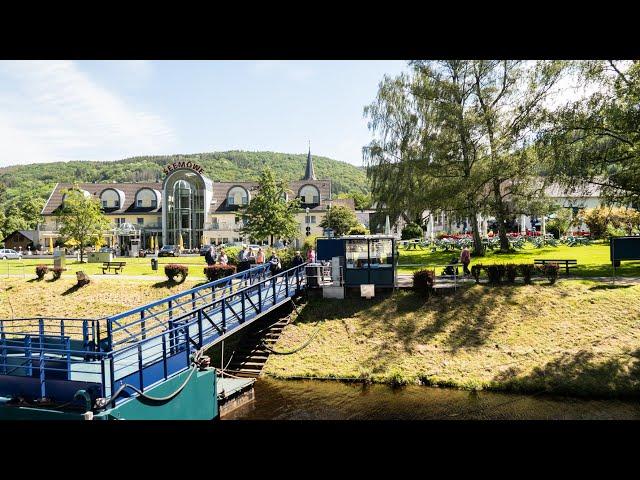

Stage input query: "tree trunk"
[
  {"left": 470, "top": 208, "right": 485, "bottom": 256},
  {"left": 270, "top": 234, "right": 274, "bottom": 246},
  {"left": 492, "top": 180, "right": 511, "bottom": 252}
]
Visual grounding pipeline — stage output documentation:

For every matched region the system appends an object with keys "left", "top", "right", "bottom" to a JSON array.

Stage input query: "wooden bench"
[
  {"left": 534, "top": 259, "right": 577, "bottom": 275},
  {"left": 102, "top": 261, "right": 126, "bottom": 274}
]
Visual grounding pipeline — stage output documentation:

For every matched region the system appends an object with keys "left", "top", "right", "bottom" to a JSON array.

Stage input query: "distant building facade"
[{"left": 38, "top": 149, "right": 354, "bottom": 250}]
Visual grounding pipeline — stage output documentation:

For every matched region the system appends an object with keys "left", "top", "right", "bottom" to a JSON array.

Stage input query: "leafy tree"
[
  {"left": 547, "top": 208, "right": 577, "bottom": 238},
  {"left": 55, "top": 187, "right": 111, "bottom": 262},
  {"left": 364, "top": 62, "right": 488, "bottom": 255},
  {"left": 336, "top": 192, "right": 372, "bottom": 210},
  {"left": 470, "top": 60, "right": 566, "bottom": 251},
  {"left": 545, "top": 61, "right": 640, "bottom": 206},
  {"left": 319, "top": 205, "right": 358, "bottom": 236},
  {"left": 240, "top": 168, "right": 300, "bottom": 246},
  {"left": 401, "top": 222, "right": 423, "bottom": 240}
]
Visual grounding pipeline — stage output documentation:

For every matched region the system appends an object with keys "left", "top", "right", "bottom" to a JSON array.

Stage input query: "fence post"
[
  {"left": 221, "top": 299, "right": 227, "bottom": 333},
  {"left": 241, "top": 290, "right": 246, "bottom": 323},
  {"left": 162, "top": 333, "right": 168, "bottom": 380},
  {"left": 25, "top": 335, "right": 32, "bottom": 377},
  {"left": 65, "top": 337, "right": 71, "bottom": 380},
  {"left": 258, "top": 280, "right": 262, "bottom": 313},
  {"left": 140, "top": 310, "right": 146, "bottom": 341},
  {"left": 82, "top": 320, "right": 88, "bottom": 351},
  {"left": 0, "top": 320, "right": 6, "bottom": 375},
  {"left": 272, "top": 276, "right": 277, "bottom": 306},
  {"left": 138, "top": 344, "right": 144, "bottom": 392}
]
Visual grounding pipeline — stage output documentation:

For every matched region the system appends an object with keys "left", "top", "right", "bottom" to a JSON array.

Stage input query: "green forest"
[{"left": 0, "top": 150, "right": 369, "bottom": 240}]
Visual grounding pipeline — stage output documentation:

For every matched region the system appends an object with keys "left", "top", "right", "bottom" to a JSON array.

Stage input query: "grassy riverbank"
[{"left": 264, "top": 281, "right": 640, "bottom": 398}]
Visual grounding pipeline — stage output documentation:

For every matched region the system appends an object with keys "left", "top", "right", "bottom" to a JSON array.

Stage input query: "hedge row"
[{"left": 471, "top": 263, "right": 559, "bottom": 285}]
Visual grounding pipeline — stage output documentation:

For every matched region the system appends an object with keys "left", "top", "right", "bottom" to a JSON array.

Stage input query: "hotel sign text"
[{"left": 163, "top": 161, "right": 205, "bottom": 176}]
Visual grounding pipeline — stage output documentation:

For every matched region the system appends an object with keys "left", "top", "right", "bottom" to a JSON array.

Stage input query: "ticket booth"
[{"left": 317, "top": 235, "right": 397, "bottom": 288}]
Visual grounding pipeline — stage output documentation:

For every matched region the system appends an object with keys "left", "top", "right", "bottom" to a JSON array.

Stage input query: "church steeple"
[{"left": 303, "top": 141, "right": 316, "bottom": 181}]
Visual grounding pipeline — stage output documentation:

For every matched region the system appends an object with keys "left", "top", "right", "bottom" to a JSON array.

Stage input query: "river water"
[{"left": 224, "top": 378, "right": 640, "bottom": 420}]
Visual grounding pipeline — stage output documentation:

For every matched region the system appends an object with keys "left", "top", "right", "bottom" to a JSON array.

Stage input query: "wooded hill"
[{"left": 0, "top": 150, "right": 369, "bottom": 202}]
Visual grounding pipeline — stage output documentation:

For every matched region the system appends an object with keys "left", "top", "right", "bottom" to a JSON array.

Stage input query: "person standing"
[
  {"left": 218, "top": 249, "right": 228, "bottom": 266},
  {"left": 292, "top": 250, "right": 304, "bottom": 267},
  {"left": 460, "top": 246, "right": 471, "bottom": 276},
  {"left": 256, "top": 247, "right": 265, "bottom": 264},
  {"left": 205, "top": 246, "right": 215, "bottom": 266},
  {"left": 307, "top": 247, "right": 316, "bottom": 264}
]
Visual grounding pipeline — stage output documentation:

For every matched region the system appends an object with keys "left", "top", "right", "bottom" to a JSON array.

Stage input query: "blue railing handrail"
[
  {"left": 108, "top": 263, "right": 306, "bottom": 349},
  {"left": 106, "top": 263, "right": 271, "bottom": 323}
]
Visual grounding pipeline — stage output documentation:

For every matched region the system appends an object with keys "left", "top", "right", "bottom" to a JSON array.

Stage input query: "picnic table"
[{"left": 102, "top": 261, "right": 126, "bottom": 274}]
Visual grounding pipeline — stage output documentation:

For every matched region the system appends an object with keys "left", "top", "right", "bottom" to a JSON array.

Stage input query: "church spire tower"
[{"left": 303, "top": 141, "right": 317, "bottom": 181}]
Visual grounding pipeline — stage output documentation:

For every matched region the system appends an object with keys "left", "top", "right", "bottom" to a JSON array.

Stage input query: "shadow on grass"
[
  {"left": 492, "top": 349, "right": 640, "bottom": 398},
  {"left": 61, "top": 283, "right": 88, "bottom": 296},
  {"left": 589, "top": 284, "right": 634, "bottom": 291},
  {"left": 152, "top": 279, "right": 184, "bottom": 288}
]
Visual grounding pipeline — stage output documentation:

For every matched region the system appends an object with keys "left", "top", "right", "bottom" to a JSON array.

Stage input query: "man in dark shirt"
[{"left": 292, "top": 250, "right": 304, "bottom": 267}]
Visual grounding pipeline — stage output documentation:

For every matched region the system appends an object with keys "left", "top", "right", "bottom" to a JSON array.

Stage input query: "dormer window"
[
  {"left": 135, "top": 188, "right": 161, "bottom": 209},
  {"left": 299, "top": 184, "right": 320, "bottom": 205},
  {"left": 227, "top": 186, "right": 249, "bottom": 206},
  {"left": 100, "top": 188, "right": 123, "bottom": 209}
]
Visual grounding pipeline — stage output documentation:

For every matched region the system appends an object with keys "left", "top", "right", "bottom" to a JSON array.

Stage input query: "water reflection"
[{"left": 224, "top": 378, "right": 640, "bottom": 420}]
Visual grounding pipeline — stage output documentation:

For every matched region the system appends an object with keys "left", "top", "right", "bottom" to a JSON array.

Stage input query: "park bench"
[
  {"left": 102, "top": 261, "right": 126, "bottom": 274},
  {"left": 534, "top": 259, "right": 577, "bottom": 275}
]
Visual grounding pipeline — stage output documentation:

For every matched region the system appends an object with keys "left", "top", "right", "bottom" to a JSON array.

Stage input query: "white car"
[{"left": 0, "top": 248, "right": 22, "bottom": 260}]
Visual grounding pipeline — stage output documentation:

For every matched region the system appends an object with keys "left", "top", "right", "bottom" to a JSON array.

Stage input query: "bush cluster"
[
  {"left": 165, "top": 264, "right": 188, "bottom": 283},
  {"left": 51, "top": 267, "right": 65, "bottom": 281},
  {"left": 204, "top": 264, "right": 236, "bottom": 282},
  {"left": 413, "top": 268, "right": 435, "bottom": 297},
  {"left": 35, "top": 265, "right": 49, "bottom": 280},
  {"left": 470, "top": 263, "right": 558, "bottom": 286}
]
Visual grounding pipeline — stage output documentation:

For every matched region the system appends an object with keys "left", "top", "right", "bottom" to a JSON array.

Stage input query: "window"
[
  {"left": 137, "top": 199, "right": 143, "bottom": 207},
  {"left": 151, "top": 199, "right": 157, "bottom": 208},
  {"left": 305, "top": 215, "right": 317, "bottom": 224},
  {"left": 102, "top": 200, "right": 108, "bottom": 208},
  {"left": 137, "top": 218, "right": 144, "bottom": 226},
  {"left": 299, "top": 185, "right": 320, "bottom": 204},
  {"left": 227, "top": 186, "right": 249, "bottom": 206},
  {"left": 311, "top": 215, "right": 316, "bottom": 224}
]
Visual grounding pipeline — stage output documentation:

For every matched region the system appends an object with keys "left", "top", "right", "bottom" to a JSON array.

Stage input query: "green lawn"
[
  {"left": 397, "top": 241, "right": 640, "bottom": 277},
  {"left": 0, "top": 255, "right": 211, "bottom": 278}
]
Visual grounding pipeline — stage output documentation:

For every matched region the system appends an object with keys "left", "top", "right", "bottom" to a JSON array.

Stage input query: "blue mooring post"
[
  {"left": 0, "top": 319, "right": 6, "bottom": 375},
  {"left": 24, "top": 335, "right": 32, "bottom": 377},
  {"left": 39, "top": 318, "right": 45, "bottom": 399}
]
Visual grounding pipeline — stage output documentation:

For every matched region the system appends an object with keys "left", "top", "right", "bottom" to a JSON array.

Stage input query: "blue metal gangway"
[{"left": 0, "top": 263, "right": 306, "bottom": 408}]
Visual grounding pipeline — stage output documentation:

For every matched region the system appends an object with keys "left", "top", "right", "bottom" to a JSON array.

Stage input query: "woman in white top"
[{"left": 218, "top": 249, "right": 228, "bottom": 266}]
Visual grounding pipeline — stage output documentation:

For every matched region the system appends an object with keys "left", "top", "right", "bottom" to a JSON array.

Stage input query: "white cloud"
[
  {"left": 249, "top": 60, "right": 314, "bottom": 81},
  {"left": 0, "top": 60, "right": 175, "bottom": 167}
]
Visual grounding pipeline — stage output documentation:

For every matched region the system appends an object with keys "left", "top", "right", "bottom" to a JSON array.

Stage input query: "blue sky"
[{"left": 0, "top": 60, "right": 408, "bottom": 168}]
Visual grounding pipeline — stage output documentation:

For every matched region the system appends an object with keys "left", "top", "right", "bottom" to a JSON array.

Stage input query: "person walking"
[
  {"left": 268, "top": 250, "right": 281, "bottom": 275},
  {"left": 256, "top": 247, "right": 265, "bottom": 264},
  {"left": 460, "top": 246, "right": 471, "bottom": 276}
]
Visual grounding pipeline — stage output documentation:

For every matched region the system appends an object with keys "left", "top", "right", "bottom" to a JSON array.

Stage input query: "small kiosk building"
[{"left": 316, "top": 235, "right": 397, "bottom": 288}]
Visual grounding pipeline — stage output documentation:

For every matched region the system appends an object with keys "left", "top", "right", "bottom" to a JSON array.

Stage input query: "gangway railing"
[{"left": 0, "top": 262, "right": 307, "bottom": 408}]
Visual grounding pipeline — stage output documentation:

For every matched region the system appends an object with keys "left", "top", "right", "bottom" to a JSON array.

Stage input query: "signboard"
[
  {"left": 610, "top": 236, "right": 640, "bottom": 263},
  {"left": 360, "top": 284, "right": 375, "bottom": 299},
  {"left": 163, "top": 161, "right": 205, "bottom": 176}
]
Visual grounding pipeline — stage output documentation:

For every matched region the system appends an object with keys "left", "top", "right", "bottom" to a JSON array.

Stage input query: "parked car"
[
  {"left": 99, "top": 247, "right": 113, "bottom": 253},
  {"left": 0, "top": 248, "right": 22, "bottom": 260},
  {"left": 200, "top": 245, "right": 214, "bottom": 256},
  {"left": 158, "top": 245, "right": 180, "bottom": 257}
]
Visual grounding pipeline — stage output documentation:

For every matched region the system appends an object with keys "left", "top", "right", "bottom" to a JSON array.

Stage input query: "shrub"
[
  {"left": 413, "top": 269, "right": 435, "bottom": 297},
  {"left": 485, "top": 265, "right": 505, "bottom": 285},
  {"left": 348, "top": 224, "right": 369, "bottom": 235},
  {"left": 519, "top": 264, "right": 536, "bottom": 285},
  {"left": 35, "top": 264, "right": 49, "bottom": 280},
  {"left": 204, "top": 264, "right": 236, "bottom": 282},
  {"left": 505, "top": 264, "right": 518, "bottom": 284},
  {"left": 223, "top": 246, "right": 241, "bottom": 266},
  {"left": 204, "top": 265, "right": 236, "bottom": 282},
  {"left": 436, "top": 231, "right": 449, "bottom": 240},
  {"left": 165, "top": 264, "right": 188, "bottom": 283},
  {"left": 538, "top": 263, "right": 559, "bottom": 285},
  {"left": 401, "top": 222, "right": 423, "bottom": 240},
  {"left": 51, "top": 267, "right": 65, "bottom": 280},
  {"left": 303, "top": 235, "right": 318, "bottom": 254},
  {"left": 470, "top": 264, "right": 482, "bottom": 284},
  {"left": 277, "top": 248, "right": 295, "bottom": 270}
]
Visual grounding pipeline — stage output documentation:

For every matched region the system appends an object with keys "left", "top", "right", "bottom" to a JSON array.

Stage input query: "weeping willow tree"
[
  {"left": 364, "top": 60, "right": 567, "bottom": 254},
  {"left": 363, "top": 62, "right": 490, "bottom": 255}
]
